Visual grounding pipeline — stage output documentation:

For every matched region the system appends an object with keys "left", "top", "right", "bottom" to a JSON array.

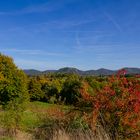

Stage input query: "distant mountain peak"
[{"left": 58, "top": 67, "right": 82, "bottom": 74}]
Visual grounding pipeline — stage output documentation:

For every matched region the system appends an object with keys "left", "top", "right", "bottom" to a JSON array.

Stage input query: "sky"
[{"left": 0, "top": 0, "right": 140, "bottom": 70}]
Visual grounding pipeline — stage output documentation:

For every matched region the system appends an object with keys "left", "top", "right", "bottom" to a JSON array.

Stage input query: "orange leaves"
[
  {"left": 134, "top": 102, "right": 140, "bottom": 113},
  {"left": 80, "top": 69, "right": 140, "bottom": 139},
  {"left": 92, "top": 108, "right": 99, "bottom": 132},
  {"left": 46, "top": 107, "right": 65, "bottom": 120},
  {"left": 80, "top": 82, "right": 93, "bottom": 101}
]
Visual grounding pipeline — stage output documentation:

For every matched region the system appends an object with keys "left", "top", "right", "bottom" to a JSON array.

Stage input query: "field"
[
  {"left": 0, "top": 54, "right": 140, "bottom": 140},
  {"left": 0, "top": 102, "right": 109, "bottom": 140}
]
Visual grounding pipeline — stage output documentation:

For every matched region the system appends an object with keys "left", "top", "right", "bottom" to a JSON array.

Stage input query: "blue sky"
[{"left": 0, "top": 0, "right": 140, "bottom": 70}]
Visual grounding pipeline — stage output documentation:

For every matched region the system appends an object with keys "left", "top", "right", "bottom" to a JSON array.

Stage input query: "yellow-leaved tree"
[{"left": 0, "top": 53, "right": 29, "bottom": 135}]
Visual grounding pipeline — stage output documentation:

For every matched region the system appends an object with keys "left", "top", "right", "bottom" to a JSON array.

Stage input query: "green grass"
[
  {"left": 21, "top": 102, "right": 58, "bottom": 130},
  {"left": 28, "top": 101, "right": 72, "bottom": 114},
  {"left": 21, "top": 110, "right": 41, "bottom": 130},
  {"left": 21, "top": 101, "right": 71, "bottom": 131},
  {"left": 30, "top": 101, "right": 56, "bottom": 108},
  {"left": 0, "top": 137, "right": 15, "bottom": 140},
  {"left": 29, "top": 101, "right": 71, "bottom": 109},
  {"left": 0, "top": 101, "right": 72, "bottom": 137}
]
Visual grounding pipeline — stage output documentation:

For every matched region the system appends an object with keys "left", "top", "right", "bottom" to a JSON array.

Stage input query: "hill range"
[{"left": 24, "top": 67, "right": 140, "bottom": 76}]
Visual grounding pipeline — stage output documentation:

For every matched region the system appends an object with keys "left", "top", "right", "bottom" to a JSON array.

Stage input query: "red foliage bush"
[{"left": 80, "top": 70, "right": 140, "bottom": 139}]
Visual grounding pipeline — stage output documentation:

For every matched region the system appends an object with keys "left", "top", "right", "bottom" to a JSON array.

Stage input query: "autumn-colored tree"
[
  {"left": 0, "top": 53, "right": 29, "bottom": 134},
  {"left": 0, "top": 53, "right": 28, "bottom": 107}
]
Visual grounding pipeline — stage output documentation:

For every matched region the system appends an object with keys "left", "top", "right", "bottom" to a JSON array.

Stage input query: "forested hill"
[{"left": 24, "top": 67, "right": 140, "bottom": 76}]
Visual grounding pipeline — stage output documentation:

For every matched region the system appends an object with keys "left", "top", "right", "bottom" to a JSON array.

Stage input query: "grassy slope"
[
  {"left": 0, "top": 102, "right": 71, "bottom": 140},
  {"left": 22, "top": 101, "right": 71, "bottom": 130},
  {"left": 0, "top": 102, "right": 112, "bottom": 140}
]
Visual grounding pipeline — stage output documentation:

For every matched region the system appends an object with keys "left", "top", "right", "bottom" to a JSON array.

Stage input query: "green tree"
[
  {"left": 0, "top": 53, "right": 29, "bottom": 135},
  {"left": 28, "top": 77, "right": 45, "bottom": 101},
  {"left": 61, "top": 74, "right": 82, "bottom": 105}
]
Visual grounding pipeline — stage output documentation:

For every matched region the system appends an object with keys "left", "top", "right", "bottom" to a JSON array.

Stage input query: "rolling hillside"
[{"left": 24, "top": 67, "right": 140, "bottom": 76}]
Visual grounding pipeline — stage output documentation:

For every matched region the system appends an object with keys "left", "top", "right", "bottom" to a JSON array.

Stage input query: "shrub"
[{"left": 80, "top": 69, "right": 140, "bottom": 139}]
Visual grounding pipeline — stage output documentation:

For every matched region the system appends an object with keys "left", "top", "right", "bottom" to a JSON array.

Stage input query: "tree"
[
  {"left": 28, "top": 77, "right": 45, "bottom": 101},
  {"left": 0, "top": 53, "right": 28, "bottom": 106},
  {"left": 61, "top": 74, "right": 82, "bottom": 105},
  {"left": 0, "top": 53, "right": 29, "bottom": 134}
]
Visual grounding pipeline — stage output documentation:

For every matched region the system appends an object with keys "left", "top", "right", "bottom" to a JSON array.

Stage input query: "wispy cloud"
[
  {"left": 28, "top": 16, "right": 97, "bottom": 30},
  {"left": 0, "top": 48, "right": 65, "bottom": 56},
  {"left": 15, "top": 59, "right": 48, "bottom": 69},
  {"left": 15, "top": 58, "right": 72, "bottom": 70},
  {"left": 0, "top": 0, "right": 73, "bottom": 16},
  {"left": 19, "top": 0, "right": 63, "bottom": 15},
  {"left": 75, "top": 32, "right": 82, "bottom": 50},
  {"left": 2, "top": 18, "right": 98, "bottom": 37},
  {"left": 74, "top": 30, "right": 114, "bottom": 52},
  {"left": 53, "top": 18, "right": 96, "bottom": 29}
]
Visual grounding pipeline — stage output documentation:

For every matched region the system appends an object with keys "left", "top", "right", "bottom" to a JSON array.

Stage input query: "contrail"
[
  {"left": 76, "top": 32, "right": 81, "bottom": 47},
  {"left": 75, "top": 32, "right": 82, "bottom": 50},
  {"left": 104, "top": 12, "right": 122, "bottom": 32}
]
